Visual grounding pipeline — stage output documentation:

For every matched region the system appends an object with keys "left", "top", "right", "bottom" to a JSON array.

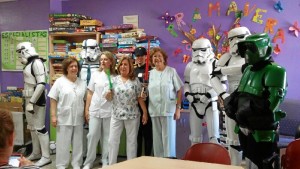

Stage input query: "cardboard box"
[
  {"left": 80, "top": 19, "right": 103, "bottom": 26},
  {"left": 0, "top": 102, "right": 23, "bottom": 112}
]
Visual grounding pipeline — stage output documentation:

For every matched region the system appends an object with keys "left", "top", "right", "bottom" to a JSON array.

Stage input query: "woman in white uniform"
[
  {"left": 107, "top": 56, "right": 148, "bottom": 165},
  {"left": 148, "top": 47, "right": 183, "bottom": 158},
  {"left": 83, "top": 51, "right": 116, "bottom": 169},
  {"left": 48, "top": 57, "right": 86, "bottom": 169}
]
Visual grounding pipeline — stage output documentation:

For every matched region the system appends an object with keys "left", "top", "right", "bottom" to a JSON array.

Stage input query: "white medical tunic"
[
  {"left": 148, "top": 66, "right": 184, "bottom": 117},
  {"left": 88, "top": 71, "right": 114, "bottom": 118},
  {"left": 48, "top": 76, "right": 86, "bottom": 126}
]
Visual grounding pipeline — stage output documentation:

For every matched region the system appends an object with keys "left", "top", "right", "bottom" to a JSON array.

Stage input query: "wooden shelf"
[{"left": 48, "top": 32, "right": 101, "bottom": 86}]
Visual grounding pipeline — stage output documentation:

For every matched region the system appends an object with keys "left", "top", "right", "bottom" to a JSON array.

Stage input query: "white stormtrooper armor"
[
  {"left": 210, "top": 27, "right": 251, "bottom": 165},
  {"left": 16, "top": 42, "right": 51, "bottom": 167},
  {"left": 79, "top": 39, "right": 101, "bottom": 158},
  {"left": 184, "top": 38, "right": 220, "bottom": 145},
  {"left": 80, "top": 39, "right": 101, "bottom": 85}
]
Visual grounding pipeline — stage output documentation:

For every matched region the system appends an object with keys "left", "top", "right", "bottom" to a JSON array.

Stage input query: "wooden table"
[{"left": 104, "top": 156, "right": 244, "bottom": 169}]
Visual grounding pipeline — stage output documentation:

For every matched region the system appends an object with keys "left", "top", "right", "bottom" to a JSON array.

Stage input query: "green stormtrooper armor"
[{"left": 236, "top": 33, "right": 287, "bottom": 142}]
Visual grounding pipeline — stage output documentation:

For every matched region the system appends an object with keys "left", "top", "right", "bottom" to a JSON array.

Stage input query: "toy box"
[{"left": 80, "top": 19, "right": 103, "bottom": 26}]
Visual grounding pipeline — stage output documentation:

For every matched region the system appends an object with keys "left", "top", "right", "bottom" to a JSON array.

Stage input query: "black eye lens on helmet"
[
  {"left": 90, "top": 47, "right": 95, "bottom": 49},
  {"left": 237, "top": 35, "right": 245, "bottom": 39},
  {"left": 200, "top": 48, "right": 207, "bottom": 52},
  {"left": 82, "top": 46, "right": 87, "bottom": 49},
  {"left": 247, "top": 43, "right": 257, "bottom": 53}
]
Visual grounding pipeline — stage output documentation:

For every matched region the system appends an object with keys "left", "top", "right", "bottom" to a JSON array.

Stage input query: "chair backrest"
[
  {"left": 281, "top": 139, "right": 300, "bottom": 169},
  {"left": 182, "top": 143, "right": 231, "bottom": 165}
]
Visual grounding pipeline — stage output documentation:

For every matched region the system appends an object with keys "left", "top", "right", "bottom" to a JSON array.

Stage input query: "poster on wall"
[{"left": 1, "top": 30, "right": 48, "bottom": 71}]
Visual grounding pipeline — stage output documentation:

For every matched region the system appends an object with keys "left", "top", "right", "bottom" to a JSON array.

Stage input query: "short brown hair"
[
  {"left": 99, "top": 51, "right": 117, "bottom": 76},
  {"left": 150, "top": 47, "right": 168, "bottom": 67},
  {"left": 0, "top": 109, "right": 14, "bottom": 148},
  {"left": 116, "top": 56, "right": 135, "bottom": 80},
  {"left": 62, "top": 57, "right": 81, "bottom": 76}
]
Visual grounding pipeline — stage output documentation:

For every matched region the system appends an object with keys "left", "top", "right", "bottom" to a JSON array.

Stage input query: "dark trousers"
[
  {"left": 239, "top": 130, "right": 277, "bottom": 169},
  {"left": 137, "top": 115, "right": 153, "bottom": 156}
]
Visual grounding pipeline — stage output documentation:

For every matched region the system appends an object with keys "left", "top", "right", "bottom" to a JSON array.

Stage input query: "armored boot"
[
  {"left": 27, "top": 131, "right": 41, "bottom": 161},
  {"left": 34, "top": 132, "right": 52, "bottom": 167},
  {"left": 229, "top": 145, "right": 243, "bottom": 165}
]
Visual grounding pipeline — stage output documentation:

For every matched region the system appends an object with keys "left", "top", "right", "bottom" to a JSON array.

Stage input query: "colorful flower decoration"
[
  {"left": 289, "top": 21, "right": 300, "bottom": 37},
  {"left": 182, "top": 40, "right": 192, "bottom": 51},
  {"left": 160, "top": 11, "right": 175, "bottom": 27},
  {"left": 190, "top": 28, "right": 197, "bottom": 35},
  {"left": 192, "top": 8, "right": 201, "bottom": 22},
  {"left": 274, "top": 1, "right": 283, "bottom": 12}
]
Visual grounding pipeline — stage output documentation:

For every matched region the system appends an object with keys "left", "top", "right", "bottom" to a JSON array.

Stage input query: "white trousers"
[
  {"left": 56, "top": 125, "right": 83, "bottom": 169},
  {"left": 151, "top": 116, "right": 176, "bottom": 158},
  {"left": 108, "top": 117, "right": 139, "bottom": 165},
  {"left": 84, "top": 116, "right": 111, "bottom": 167}
]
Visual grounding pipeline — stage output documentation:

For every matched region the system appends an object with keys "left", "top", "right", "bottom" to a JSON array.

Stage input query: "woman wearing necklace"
[
  {"left": 48, "top": 57, "right": 87, "bottom": 169},
  {"left": 107, "top": 56, "right": 148, "bottom": 165},
  {"left": 148, "top": 47, "right": 183, "bottom": 158},
  {"left": 82, "top": 51, "right": 116, "bottom": 169}
]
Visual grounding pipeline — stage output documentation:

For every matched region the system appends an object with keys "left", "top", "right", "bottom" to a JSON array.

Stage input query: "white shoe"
[
  {"left": 34, "top": 156, "right": 52, "bottom": 167},
  {"left": 27, "top": 153, "right": 41, "bottom": 161}
]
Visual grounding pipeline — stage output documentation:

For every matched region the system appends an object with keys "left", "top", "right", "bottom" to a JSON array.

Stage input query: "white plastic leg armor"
[
  {"left": 205, "top": 100, "right": 220, "bottom": 143},
  {"left": 189, "top": 107, "right": 204, "bottom": 145}
]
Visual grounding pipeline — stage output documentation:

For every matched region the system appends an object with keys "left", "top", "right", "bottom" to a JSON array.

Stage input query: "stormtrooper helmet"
[
  {"left": 80, "top": 39, "right": 101, "bottom": 63},
  {"left": 228, "top": 26, "right": 251, "bottom": 56},
  {"left": 192, "top": 38, "right": 214, "bottom": 64},
  {"left": 16, "top": 42, "right": 38, "bottom": 65}
]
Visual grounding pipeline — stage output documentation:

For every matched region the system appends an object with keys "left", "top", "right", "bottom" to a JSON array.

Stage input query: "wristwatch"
[{"left": 176, "top": 105, "right": 181, "bottom": 109}]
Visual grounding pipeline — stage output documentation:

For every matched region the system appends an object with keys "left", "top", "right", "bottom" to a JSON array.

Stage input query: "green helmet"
[{"left": 237, "top": 33, "right": 273, "bottom": 65}]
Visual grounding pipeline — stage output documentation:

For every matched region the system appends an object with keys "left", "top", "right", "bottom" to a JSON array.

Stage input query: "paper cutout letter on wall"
[
  {"left": 167, "top": 24, "right": 178, "bottom": 37},
  {"left": 244, "top": 2, "right": 256, "bottom": 17},
  {"left": 227, "top": 1, "right": 238, "bottom": 16},
  {"left": 175, "top": 13, "right": 186, "bottom": 28},
  {"left": 208, "top": 2, "right": 220, "bottom": 17},
  {"left": 193, "top": 8, "right": 201, "bottom": 22},
  {"left": 289, "top": 21, "right": 300, "bottom": 37},
  {"left": 272, "top": 29, "right": 285, "bottom": 43},
  {"left": 264, "top": 18, "right": 278, "bottom": 34},
  {"left": 252, "top": 8, "right": 267, "bottom": 24}
]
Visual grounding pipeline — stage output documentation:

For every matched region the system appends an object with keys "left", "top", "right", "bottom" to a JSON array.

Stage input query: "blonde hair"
[
  {"left": 116, "top": 56, "right": 135, "bottom": 80},
  {"left": 99, "top": 51, "right": 117, "bottom": 75}
]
